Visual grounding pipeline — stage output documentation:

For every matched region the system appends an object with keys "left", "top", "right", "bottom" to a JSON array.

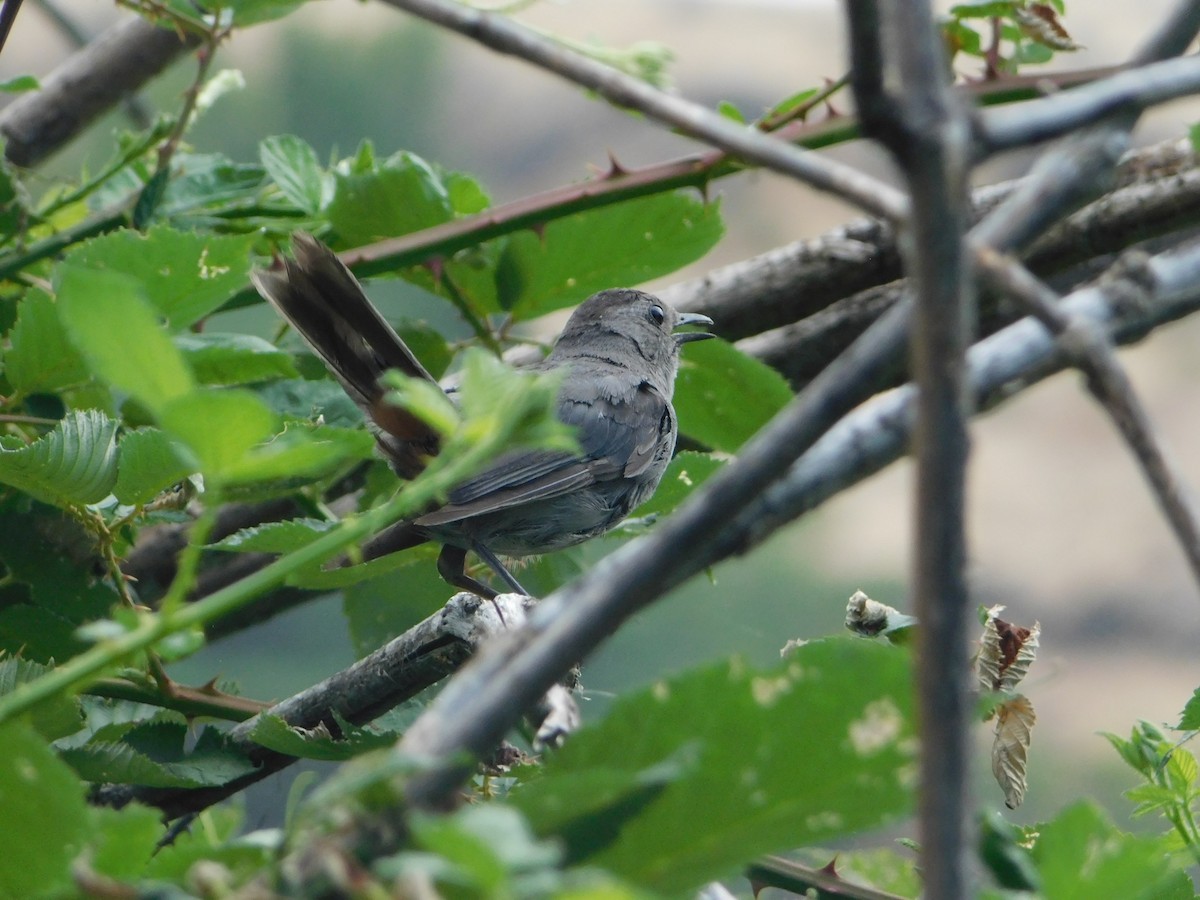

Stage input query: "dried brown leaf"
[
  {"left": 1015, "top": 3, "right": 1082, "bottom": 51},
  {"left": 992, "top": 694, "right": 1036, "bottom": 808},
  {"left": 977, "top": 605, "right": 1040, "bottom": 695}
]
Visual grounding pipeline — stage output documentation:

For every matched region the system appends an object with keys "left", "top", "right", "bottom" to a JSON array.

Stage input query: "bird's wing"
[{"left": 415, "top": 380, "right": 669, "bottom": 527}]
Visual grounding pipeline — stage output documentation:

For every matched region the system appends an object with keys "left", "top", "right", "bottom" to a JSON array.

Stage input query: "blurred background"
[{"left": 5, "top": 0, "right": 1200, "bottom": 833}]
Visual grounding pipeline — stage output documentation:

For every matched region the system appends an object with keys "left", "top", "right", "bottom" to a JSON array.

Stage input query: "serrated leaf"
[
  {"left": 0, "top": 409, "right": 118, "bottom": 506},
  {"left": 159, "top": 388, "right": 275, "bottom": 481},
  {"left": 257, "top": 376, "right": 364, "bottom": 427},
  {"left": 219, "top": 422, "right": 375, "bottom": 486},
  {"left": 63, "top": 226, "right": 256, "bottom": 329},
  {"left": 326, "top": 148, "right": 455, "bottom": 246},
  {"left": 4, "top": 289, "right": 90, "bottom": 395},
  {"left": 60, "top": 721, "right": 256, "bottom": 787},
  {"left": 85, "top": 804, "right": 163, "bottom": 882},
  {"left": 498, "top": 192, "right": 723, "bottom": 319},
  {"left": 0, "top": 503, "right": 118, "bottom": 661},
  {"left": 211, "top": 518, "right": 335, "bottom": 553},
  {"left": 0, "top": 658, "right": 83, "bottom": 741},
  {"left": 1031, "top": 802, "right": 1188, "bottom": 899},
  {"left": 0, "top": 722, "right": 88, "bottom": 898},
  {"left": 177, "top": 332, "right": 300, "bottom": 385},
  {"left": 56, "top": 264, "right": 195, "bottom": 413},
  {"left": 245, "top": 713, "right": 395, "bottom": 761},
  {"left": 157, "top": 152, "right": 267, "bottom": 219},
  {"left": 673, "top": 338, "right": 792, "bottom": 452},
  {"left": 260, "top": 134, "right": 327, "bottom": 213},
  {"left": 113, "top": 427, "right": 193, "bottom": 506},
  {"left": 1175, "top": 685, "right": 1200, "bottom": 730},
  {"left": 512, "top": 639, "right": 914, "bottom": 894}
]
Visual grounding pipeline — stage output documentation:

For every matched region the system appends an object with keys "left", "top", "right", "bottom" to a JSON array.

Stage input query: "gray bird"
[{"left": 252, "top": 233, "right": 714, "bottom": 597}]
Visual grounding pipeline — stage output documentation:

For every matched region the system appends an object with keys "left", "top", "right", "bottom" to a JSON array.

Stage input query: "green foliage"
[
  {"left": 512, "top": 639, "right": 915, "bottom": 893},
  {"left": 673, "top": 338, "right": 793, "bottom": 451},
  {"left": 0, "top": 2, "right": 1184, "bottom": 897},
  {"left": 0, "top": 409, "right": 118, "bottom": 506},
  {"left": 1103, "top": 720, "right": 1200, "bottom": 860},
  {"left": 497, "top": 193, "right": 724, "bottom": 318},
  {"left": 0, "top": 721, "right": 90, "bottom": 898}
]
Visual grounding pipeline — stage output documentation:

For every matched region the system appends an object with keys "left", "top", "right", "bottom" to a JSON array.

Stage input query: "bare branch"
[
  {"left": 978, "top": 55, "right": 1200, "bottom": 156},
  {"left": 0, "top": 14, "right": 197, "bottom": 167},
  {"left": 974, "top": 246, "right": 1200, "bottom": 591},
  {"left": 93, "top": 592, "right": 527, "bottom": 819},
  {"left": 715, "top": 242, "right": 1200, "bottom": 564}
]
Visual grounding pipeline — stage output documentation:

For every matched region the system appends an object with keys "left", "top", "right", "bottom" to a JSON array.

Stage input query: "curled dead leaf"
[{"left": 992, "top": 694, "right": 1037, "bottom": 809}]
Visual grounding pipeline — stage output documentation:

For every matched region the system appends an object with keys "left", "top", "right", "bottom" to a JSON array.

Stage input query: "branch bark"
[{"left": 0, "top": 14, "right": 196, "bottom": 167}]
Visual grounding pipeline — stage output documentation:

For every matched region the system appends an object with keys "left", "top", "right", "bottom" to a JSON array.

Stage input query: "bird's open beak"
[{"left": 674, "top": 312, "right": 716, "bottom": 344}]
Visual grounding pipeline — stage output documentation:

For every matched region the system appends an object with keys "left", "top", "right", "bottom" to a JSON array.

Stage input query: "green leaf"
[
  {"left": 60, "top": 720, "right": 256, "bottom": 787},
  {"left": 4, "top": 289, "right": 90, "bottom": 395},
  {"left": 342, "top": 545, "right": 448, "bottom": 657},
  {"left": 0, "top": 658, "right": 83, "bottom": 741},
  {"left": 64, "top": 226, "right": 257, "bottom": 329},
  {"left": 212, "top": 518, "right": 335, "bottom": 553},
  {"left": 405, "top": 805, "right": 562, "bottom": 894},
  {"left": 245, "top": 713, "right": 395, "bottom": 761},
  {"left": 0, "top": 722, "right": 88, "bottom": 898},
  {"left": 260, "top": 134, "right": 327, "bottom": 213},
  {"left": 56, "top": 264, "right": 195, "bottom": 413},
  {"left": 220, "top": 422, "right": 375, "bottom": 486},
  {"left": 497, "top": 192, "right": 724, "bottom": 319},
  {"left": 0, "top": 503, "right": 118, "bottom": 661},
  {"left": 158, "top": 153, "right": 267, "bottom": 218},
  {"left": 326, "top": 148, "right": 455, "bottom": 246},
  {"left": 1030, "top": 802, "right": 1190, "bottom": 899},
  {"left": 762, "top": 87, "right": 819, "bottom": 123},
  {"left": 85, "top": 804, "right": 163, "bottom": 882},
  {"left": 717, "top": 100, "right": 746, "bottom": 123},
  {"left": 950, "top": 1, "right": 1014, "bottom": 18},
  {"left": 159, "top": 388, "right": 275, "bottom": 480},
  {"left": 673, "top": 338, "right": 792, "bottom": 452},
  {"left": 257, "top": 376, "right": 364, "bottom": 427},
  {"left": 1176, "top": 685, "right": 1200, "bottom": 730},
  {"left": 177, "top": 332, "right": 300, "bottom": 385},
  {"left": 224, "top": 0, "right": 312, "bottom": 26},
  {"left": 512, "top": 639, "right": 914, "bottom": 894},
  {"left": 0, "top": 74, "right": 39, "bottom": 93},
  {"left": 113, "top": 427, "right": 194, "bottom": 506},
  {"left": 633, "top": 451, "right": 723, "bottom": 519},
  {"left": 0, "top": 409, "right": 118, "bottom": 506}
]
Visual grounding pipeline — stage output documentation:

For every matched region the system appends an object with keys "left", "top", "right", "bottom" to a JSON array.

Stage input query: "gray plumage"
[{"left": 253, "top": 233, "right": 714, "bottom": 596}]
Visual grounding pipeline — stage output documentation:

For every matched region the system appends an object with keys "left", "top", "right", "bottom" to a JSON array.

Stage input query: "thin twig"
[
  {"left": 974, "top": 245, "right": 1200, "bottom": 591},
  {"left": 712, "top": 241, "right": 1200, "bottom": 565},
  {"left": 0, "top": 0, "right": 25, "bottom": 58},
  {"left": 376, "top": 0, "right": 909, "bottom": 221},
  {"left": 977, "top": 54, "right": 1200, "bottom": 156}
]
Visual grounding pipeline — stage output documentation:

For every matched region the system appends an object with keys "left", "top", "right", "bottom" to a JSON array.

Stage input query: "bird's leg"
[
  {"left": 472, "top": 541, "right": 531, "bottom": 596},
  {"left": 437, "top": 543, "right": 499, "bottom": 600}
]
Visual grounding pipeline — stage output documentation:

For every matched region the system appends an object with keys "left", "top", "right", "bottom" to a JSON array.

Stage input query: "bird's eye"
[{"left": 647, "top": 304, "right": 666, "bottom": 325}]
